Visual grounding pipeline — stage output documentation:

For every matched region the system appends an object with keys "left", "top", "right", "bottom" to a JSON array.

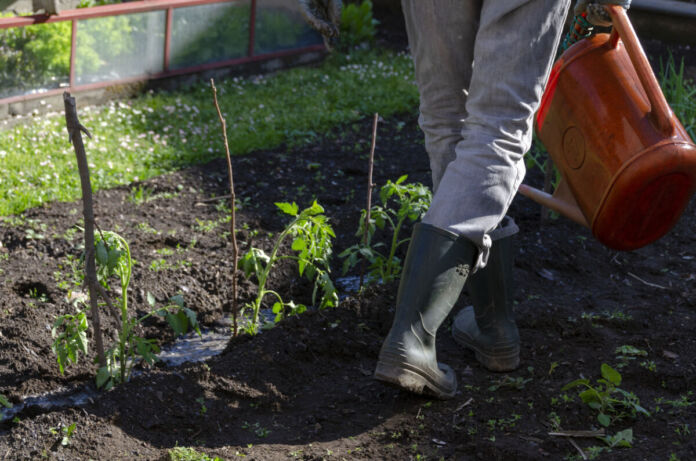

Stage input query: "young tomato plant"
[
  {"left": 238, "top": 201, "right": 337, "bottom": 334},
  {"left": 340, "top": 175, "right": 431, "bottom": 284},
  {"left": 51, "top": 230, "right": 200, "bottom": 389},
  {"left": 562, "top": 363, "right": 651, "bottom": 427}
]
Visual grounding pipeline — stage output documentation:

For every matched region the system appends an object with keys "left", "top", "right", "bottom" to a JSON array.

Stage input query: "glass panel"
[
  {"left": 170, "top": 1, "right": 250, "bottom": 70},
  {"left": 254, "top": 0, "right": 322, "bottom": 55},
  {"left": 0, "top": 22, "right": 70, "bottom": 99},
  {"left": 75, "top": 11, "right": 166, "bottom": 85}
]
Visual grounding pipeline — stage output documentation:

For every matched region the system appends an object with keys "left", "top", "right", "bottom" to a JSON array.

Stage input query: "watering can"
[{"left": 519, "top": 5, "right": 696, "bottom": 251}]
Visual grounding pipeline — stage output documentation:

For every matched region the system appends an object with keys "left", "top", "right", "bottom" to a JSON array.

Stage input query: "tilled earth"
[
  {"left": 2, "top": 7, "right": 696, "bottom": 459},
  {"left": 1, "top": 110, "right": 695, "bottom": 460}
]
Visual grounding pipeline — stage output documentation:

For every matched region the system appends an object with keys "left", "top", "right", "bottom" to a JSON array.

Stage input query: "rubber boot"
[
  {"left": 452, "top": 217, "right": 520, "bottom": 371},
  {"left": 375, "top": 223, "right": 477, "bottom": 399}
]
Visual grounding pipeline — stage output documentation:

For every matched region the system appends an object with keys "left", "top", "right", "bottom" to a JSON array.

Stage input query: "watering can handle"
[{"left": 607, "top": 5, "right": 673, "bottom": 135}]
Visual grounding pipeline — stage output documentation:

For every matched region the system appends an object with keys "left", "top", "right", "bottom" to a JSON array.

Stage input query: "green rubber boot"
[
  {"left": 452, "top": 217, "right": 520, "bottom": 372},
  {"left": 375, "top": 223, "right": 477, "bottom": 399}
]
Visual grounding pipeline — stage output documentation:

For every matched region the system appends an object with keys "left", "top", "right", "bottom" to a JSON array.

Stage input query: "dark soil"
[{"left": 2, "top": 10, "right": 696, "bottom": 461}]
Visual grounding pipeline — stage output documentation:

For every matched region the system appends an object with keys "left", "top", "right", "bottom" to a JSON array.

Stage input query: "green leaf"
[
  {"left": 166, "top": 312, "right": 188, "bottom": 336},
  {"left": 291, "top": 237, "right": 306, "bottom": 251},
  {"left": 597, "top": 413, "right": 611, "bottom": 427},
  {"left": 305, "top": 201, "right": 324, "bottom": 216},
  {"left": 562, "top": 378, "right": 589, "bottom": 391},
  {"left": 0, "top": 394, "right": 12, "bottom": 409},
  {"left": 96, "top": 366, "right": 111, "bottom": 389},
  {"left": 107, "top": 248, "right": 122, "bottom": 270},
  {"left": 170, "top": 294, "right": 185, "bottom": 308},
  {"left": 95, "top": 241, "right": 108, "bottom": 265},
  {"left": 601, "top": 363, "right": 622, "bottom": 386},
  {"left": 146, "top": 291, "right": 156, "bottom": 307},
  {"left": 275, "top": 202, "right": 299, "bottom": 216},
  {"left": 395, "top": 174, "right": 408, "bottom": 185}
]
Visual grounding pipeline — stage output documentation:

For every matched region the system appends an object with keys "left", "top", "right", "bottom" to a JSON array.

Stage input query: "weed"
[
  {"left": 614, "top": 345, "right": 647, "bottom": 368},
  {"left": 241, "top": 421, "right": 270, "bottom": 438},
  {"left": 0, "top": 394, "right": 12, "bottom": 415},
  {"left": 169, "top": 447, "right": 222, "bottom": 461},
  {"left": 136, "top": 222, "right": 160, "bottom": 235},
  {"left": 239, "top": 201, "right": 337, "bottom": 333},
  {"left": 488, "top": 374, "right": 532, "bottom": 392},
  {"left": 49, "top": 422, "right": 76, "bottom": 447},
  {"left": 196, "top": 397, "right": 207, "bottom": 416},
  {"left": 562, "top": 363, "right": 650, "bottom": 427},
  {"left": 340, "top": 175, "right": 431, "bottom": 284}
]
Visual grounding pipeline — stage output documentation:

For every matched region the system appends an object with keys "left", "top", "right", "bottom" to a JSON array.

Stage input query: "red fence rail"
[{"left": 0, "top": 0, "right": 325, "bottom": 105}]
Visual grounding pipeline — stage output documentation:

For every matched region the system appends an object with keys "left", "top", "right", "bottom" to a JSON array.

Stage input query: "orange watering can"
[{"left": 519, "top": 5, "right": 696, "bottom": 251}]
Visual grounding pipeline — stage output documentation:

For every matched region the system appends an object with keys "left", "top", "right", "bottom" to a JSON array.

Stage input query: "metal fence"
[{"left": 0, "top": 0, "right": 324, "bottom": 104}]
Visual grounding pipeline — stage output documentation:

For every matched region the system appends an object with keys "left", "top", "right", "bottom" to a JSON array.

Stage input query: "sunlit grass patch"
[{"left": 0, "top": 48, "right": 418, "bottom": 216}]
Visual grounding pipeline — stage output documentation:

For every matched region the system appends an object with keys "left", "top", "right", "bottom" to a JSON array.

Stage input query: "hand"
[
  {"left": 574, "top": 1, "right": 631, "bottom": 27},
  {"left": 298, "top": 0, "right": 342, "bottom": 48}
]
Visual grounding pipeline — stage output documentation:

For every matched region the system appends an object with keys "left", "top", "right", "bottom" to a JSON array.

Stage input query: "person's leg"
[
  {"left": 374, "top": 0, "right": 482, "bottom": 399},
  {"left": 423, "top": 0, "right": 571, "bottom": 270},
  {"left": 401, "top": 0, "right": 480, "bottom": 193},
  {"left": 453, "top": 216, "right": 520, "bottom": 371}
]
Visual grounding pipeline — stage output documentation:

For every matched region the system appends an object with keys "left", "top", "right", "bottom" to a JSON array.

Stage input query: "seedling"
[
  {"left": 614, "top": 345, "right": 648, "bottom": 368},
  {"left": 49, "top": 422, "right": 76, "bottom": 446},
  {"left": 239, "top": 201, "right": 337, "bottom": 334},
  {"left": 52, "top": 230, "right": 200, "bottom": 388},
  {"left": 340, "top": 175, "right": 431, "bottom": 284},
  {"left": 0, "top": 394, "right": 12, "bottom": 414},
  {"left": 562, "top": 363, "right": 650, "bottom": 427}
]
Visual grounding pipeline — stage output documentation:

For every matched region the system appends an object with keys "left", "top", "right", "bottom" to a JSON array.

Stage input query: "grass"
[
  {"left": 1, "top": 46, "right": 693, "bottom": 218},
  {"left": 0, "top": 47, "right": 418, "bottom": 216}
]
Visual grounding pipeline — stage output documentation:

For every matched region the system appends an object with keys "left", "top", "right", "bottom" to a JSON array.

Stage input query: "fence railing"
[{"left": 0, "top": 0, "right": 324, "bottom": 104}]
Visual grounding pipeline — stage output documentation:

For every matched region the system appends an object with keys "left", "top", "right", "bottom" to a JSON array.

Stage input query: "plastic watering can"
[{"left": 519, "top": 5, "right": 696, "bottom": 251}]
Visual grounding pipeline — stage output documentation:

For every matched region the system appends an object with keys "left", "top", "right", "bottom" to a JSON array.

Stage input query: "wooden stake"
[
  {"left": 63, "top": 92, "right": 106, "bottom": 368},
  {"left": 211, "top": 79, "right": 239, "bottom": 337},
  {"left": 360, "top": 113, "right": 379, "bottom": 289}
]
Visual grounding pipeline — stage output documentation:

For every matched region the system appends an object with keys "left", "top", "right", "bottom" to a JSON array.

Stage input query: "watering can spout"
[{"left": 518, "top": 182, "right": 588, "bottom": 228}]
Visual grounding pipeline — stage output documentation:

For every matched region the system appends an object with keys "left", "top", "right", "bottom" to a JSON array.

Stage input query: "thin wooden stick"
[
  {"left": 359, "top": 113, "right": 379, "bottom": 289},
  {"left": 63, "top": 92, "right": 106, "bottom": 368},
  {"left": 211, "top": 79, "right": 239, "bottom": 337}
]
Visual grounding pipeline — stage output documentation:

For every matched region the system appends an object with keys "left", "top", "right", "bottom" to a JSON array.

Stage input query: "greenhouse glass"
[
  {"left": 254, "top": 0, "right": 322, "bottom": 55},
  {"left": 170, "top": 0, "right": 251, "bottom": 70},
  {"left": 0, "top": 22, "right": 70, "bottom": 99},
  {"left": 75, "top": 11, "right": 166, "bottom": 85}
]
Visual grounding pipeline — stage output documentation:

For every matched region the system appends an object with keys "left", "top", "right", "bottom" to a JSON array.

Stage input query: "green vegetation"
[
  {"left": 51, "top": 230, "right": 200, "bottom": 388},
  {"left": 661, "top": 54, "right": 696, "bottom": 140},
  {"left": 562, "top": 363, "right": 650, "bottom": 428},
  {"left": 340, "top": 0, "right": 378, "bottom": 48},
  {"left": 340, "top": 175, "right": 431, "bottom": 284},
  {"left": 0, "top": 48, "right": 417, "bottom": 216},
  {"left": 169, "top": 447, "right": 222, "bottom": 461},
  {"left": 239, "top": 201, "right": 337, "bottom": 334}
]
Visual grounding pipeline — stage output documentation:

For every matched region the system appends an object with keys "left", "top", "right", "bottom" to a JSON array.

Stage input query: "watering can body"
[{"left": 521, "top": 6, "right": 696, "bottom": 250}]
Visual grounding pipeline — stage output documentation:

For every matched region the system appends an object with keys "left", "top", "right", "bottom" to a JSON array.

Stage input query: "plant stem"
[
  {"left": 386, "top": 215, "right": 407, "bottom": 281},
  {"left": 360, "top": 113, "right": 379, "bottom": 289},
  {"left": 252, "top": 221, "right": 296, "bottom": 328},
  {"left": 211, "top": 78, "right": 239, "bottom": 337},
  {"left": 63, "top": 92, "right": 106, "bottom": 369}
]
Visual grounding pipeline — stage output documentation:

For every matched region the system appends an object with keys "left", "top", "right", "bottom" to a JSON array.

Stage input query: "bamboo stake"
[
  {"left": 210, "top": 79, "right": 239, "bottom": 337},
  {"left": 360, "top": 113, "right": 379, "bottom": 289},
  {"left": 63, "top": 92, "right": 106, "bottom": 368}
]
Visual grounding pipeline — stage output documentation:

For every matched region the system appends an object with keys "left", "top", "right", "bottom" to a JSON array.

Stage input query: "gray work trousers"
[{"left": 402, "top": 0, "right": 570, "bottom": 269}]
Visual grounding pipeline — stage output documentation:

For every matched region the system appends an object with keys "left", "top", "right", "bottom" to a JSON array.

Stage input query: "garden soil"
[{"left": 2, "top": 11, "right": 696, "bottom": 461}]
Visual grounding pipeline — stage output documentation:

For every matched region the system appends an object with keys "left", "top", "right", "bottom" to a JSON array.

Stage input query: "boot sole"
[
  {"left": 452, "top": 329, "right": 520, "bottom": 372},
  {"left": 374, "top": 358, "right": 456, "bottom": 399}
]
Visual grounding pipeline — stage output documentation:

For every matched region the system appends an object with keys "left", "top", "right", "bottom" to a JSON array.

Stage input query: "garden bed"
[{"left": 1, "top": 109, "right": 696, "bottom": 460}]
